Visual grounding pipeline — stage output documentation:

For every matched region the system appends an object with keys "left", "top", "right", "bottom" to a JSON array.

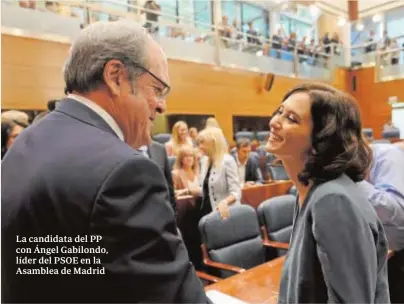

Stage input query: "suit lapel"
[{"left": 55, "top": 98, "right": 118, "bottom": 139}]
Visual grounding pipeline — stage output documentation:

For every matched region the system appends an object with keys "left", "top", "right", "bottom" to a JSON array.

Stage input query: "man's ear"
[{"left": 103, "top": 59, "right": 125, "bottom": 96}]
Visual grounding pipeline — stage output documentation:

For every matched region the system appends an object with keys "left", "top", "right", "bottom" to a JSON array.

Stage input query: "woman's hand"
[
  {"left": 244, "top": 181, "right": 256, "bottom": 188},
  {"left": 216, "top": 201, "right": 229, "bottom": 219},
  {"left": 188, "top": 185, "right": 201, "bottom": 197},
  {"left": 175, "top": 189, "right": 189, "bottom": 198}
]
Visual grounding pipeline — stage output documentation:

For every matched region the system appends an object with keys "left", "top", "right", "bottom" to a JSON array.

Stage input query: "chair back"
[
  {"left": 168, "top": 156, "right": 176, "bottom": 171},
  {"left": 199, "top": 205, "right": 265, "bottom": 278},
  {"left": 235, "top": 131, "right": 254, "bottom": 141},
  {"left": 256, "top": 145, "right": 267, "bottom": 158},
  {"left": 153, "top": 133, "right": 171, "bottom": 144},
  {"left": 382, "top": 129, "right": 400, "bottom": 139},
  {"left": 257, "top": 195, "right": 295, "bottom": 257},
  {"left": 268, "top": 165, "right": 289, "bottom": 180},
  {"left": 362, "top": 128, "right": 374, "bottom": 139},
  {"left": 256, "top": 131, "right": 269, "bottom": 143},
  {"left": 287, "top": 185, "right": 297, "bottom": 196}
]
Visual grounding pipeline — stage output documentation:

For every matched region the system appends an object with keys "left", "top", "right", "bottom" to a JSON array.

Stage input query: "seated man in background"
[
  {"left": 232, "top": 137, "right": 263, "bottom": 186},
  {"left": 357, "top": 143, "right": 404, "bottom": 303}
]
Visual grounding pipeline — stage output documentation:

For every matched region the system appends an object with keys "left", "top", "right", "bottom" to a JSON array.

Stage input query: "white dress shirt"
[
  {"left": 138, "top": 145, "right": 149, "bottom": 158},
  {"left": 68, "top": 94, "right": 124, "bottom": 141},
  {"left": 235, "top": 154, "right": 247, "bottom": 184}
]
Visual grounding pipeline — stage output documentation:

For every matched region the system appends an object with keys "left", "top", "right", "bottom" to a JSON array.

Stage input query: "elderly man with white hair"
[{"left": 1, "top": 20, "right": 209, "bottom": 303}]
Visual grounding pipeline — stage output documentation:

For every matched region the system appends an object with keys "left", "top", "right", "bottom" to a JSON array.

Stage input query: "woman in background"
[
  {"left": 172, "top": 146, "right": 200, "bottom": 197},
  {"left": 205, "top": 117, "right": 220, "bottom": 129},
  {"left": 190, "top": 127, "right": 241, "bottom": 219},
  {"left": 268, "top": 83, "right": 389, "bottom": 303},
  {"left": 165, "top": 121, "right": 193, "bottom": 157},
  {"left": 1, "top": 120, "right": 27, "bottom": 159},
  {"left": 189, "top": 127, "right": 198, "bottom": 147}
]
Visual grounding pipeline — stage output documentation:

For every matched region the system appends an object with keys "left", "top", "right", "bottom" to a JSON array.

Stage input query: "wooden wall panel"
[
  {"left": 1, "top": 34, "right": 68, "bottom": 110},
  {"left": 1, "top": 33, "right": 348, "bottom": 141},
  {"left": 348, "top": 67, "right": 404, "bottom": 139}
]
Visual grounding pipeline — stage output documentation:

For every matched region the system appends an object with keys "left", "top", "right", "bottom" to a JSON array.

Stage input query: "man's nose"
[{"left": 156, "top": 100, "right": 166, "bottom": 114}]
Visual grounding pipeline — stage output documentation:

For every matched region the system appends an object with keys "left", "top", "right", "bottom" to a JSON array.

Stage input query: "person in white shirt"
[{"left": 231, "top": 137, "right": 263, "bottom": 187}]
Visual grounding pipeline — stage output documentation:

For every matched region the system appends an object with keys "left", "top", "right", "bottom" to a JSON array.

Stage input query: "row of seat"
[
  {"left": 152, "top": 131, "right": 271, "bottom": 145},
  {"left": 362, "top": 128, "right": 400, "bottom": 139},
  {"left": 155, "top": 128, "right": 400, "bottom": 146},
  {"left": 198, "top": 195, "right": 296, "bottom": 279}
]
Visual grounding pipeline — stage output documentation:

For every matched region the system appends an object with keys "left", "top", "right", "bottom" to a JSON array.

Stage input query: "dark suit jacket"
[
  {"left": 148, "top": 141, "right": 177, "bottom": 219},
  {"left": 231, "top": 152, "right": 264, "bottom": 184},
  {"left": 1, "top": 98, "right": 208, "bottom": 303}
]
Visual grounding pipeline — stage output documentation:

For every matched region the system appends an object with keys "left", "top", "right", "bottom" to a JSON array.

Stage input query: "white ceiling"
[
  {"left": 315, "top": 0, "right": 403, "bottom": 17},
  {"left": 251, "top": 0, "right": 404, "bottom": 18}
]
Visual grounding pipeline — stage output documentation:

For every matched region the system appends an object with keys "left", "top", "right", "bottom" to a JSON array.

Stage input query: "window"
[
  {"left": 158, "top": 0, "right": 178, "bottom": 23},
  {"left": 241, "top": 3, "right": 269, "bottom": 38},
  {"left": 221, "top": 0, "right": 237, "bottom": 25},
  {"left": 386, "top": 6, "right": 404, "bottom": 48},
  {"left": 96, "top": 0, "right": 130, "bottom": 21},
  {"left": 280, "top": 14, "right": 312, "bottom": 40},
  {"left": 194, "top": 0, "right": 212, "bottom": 30},
  {"left": 351, "top": 16, "right": 381, "bottom": 46}
]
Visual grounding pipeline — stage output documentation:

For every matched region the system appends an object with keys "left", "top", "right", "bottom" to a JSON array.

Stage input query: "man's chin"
[{"left": 128, "top": 134, "right": 152, "bottom": 150}]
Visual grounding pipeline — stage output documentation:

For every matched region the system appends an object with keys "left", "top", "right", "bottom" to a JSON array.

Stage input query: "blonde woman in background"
[
  {"left": 205, "top": 117, "right": 220, "bottom": 129},
  {"left": 190, "top": 127, "right": 241, "bottom": 219},
  {"left": 165, "top": 121, "right": 193, "bottom": 156},
  {"left": 172, "top": 146, "right": 200, "bottom": 197}
]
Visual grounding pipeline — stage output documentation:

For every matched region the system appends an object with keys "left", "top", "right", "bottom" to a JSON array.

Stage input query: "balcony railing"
[
  {"left": 375, "top": 46, "right": 404, "bottom": 82},
  {"left": 2, "top": 0, "right": 403, "bottom": 82}
]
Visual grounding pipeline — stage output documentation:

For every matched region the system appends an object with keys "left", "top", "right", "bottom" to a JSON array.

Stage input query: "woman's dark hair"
[{"left": 281, "top": 82, "right": 372, "bottom": 186}]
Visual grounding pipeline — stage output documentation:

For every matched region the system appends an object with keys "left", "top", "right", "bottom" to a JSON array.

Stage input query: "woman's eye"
[{"left": 287, "top": 115, "right": 297, "bottom": 123}]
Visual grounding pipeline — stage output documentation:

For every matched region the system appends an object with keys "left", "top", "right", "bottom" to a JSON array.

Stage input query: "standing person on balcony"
[
  {"left": 365, "top": 30, "right": 377, "bottom": 53},
  {"left": 286, "top": 32, "right": 297, "bottom": 53},
  {"left": 322, "top": 32, "right": 330, "bottom": 54},
  {"left": 271, "top": 28, "right": 284, "bottom": 59},
  {"left": 246, "top": 21, "right": 261, "bottom": 46},
  {"left": 331, "top": 32, "right": 341, "bottom": 55},
  {"left": 218, "top": 15, "right": 233, "bottom": 48},
  {"left": 269, "top": 83, "right": 390, "bottom": 303},
  {"left": 143, "top": 0, "right": 161, "bottom": 34},
  {"left": 297, "top": 36, "right": 307, "bottom": 63},
  {"left": 382, "top": 30, "right": 391, "bottom": 49},
  {"left": 308, "top": 38, "right": 320, "bottom": 66},
  {"left": 388, "top": 39, "right": 400, "bottom": 65}
]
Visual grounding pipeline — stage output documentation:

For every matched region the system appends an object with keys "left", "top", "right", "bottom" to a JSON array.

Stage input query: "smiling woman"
[{"left": 269, "top": 82, "right": 390, "bottom": 303}]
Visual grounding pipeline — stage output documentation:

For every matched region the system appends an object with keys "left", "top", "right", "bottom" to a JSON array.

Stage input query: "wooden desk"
[
  {"left": 205, "top": 256, "right": 285, "bottom": 304},
  {"left": 242, "top": 181, "right": 293, "bottom": 209}
]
